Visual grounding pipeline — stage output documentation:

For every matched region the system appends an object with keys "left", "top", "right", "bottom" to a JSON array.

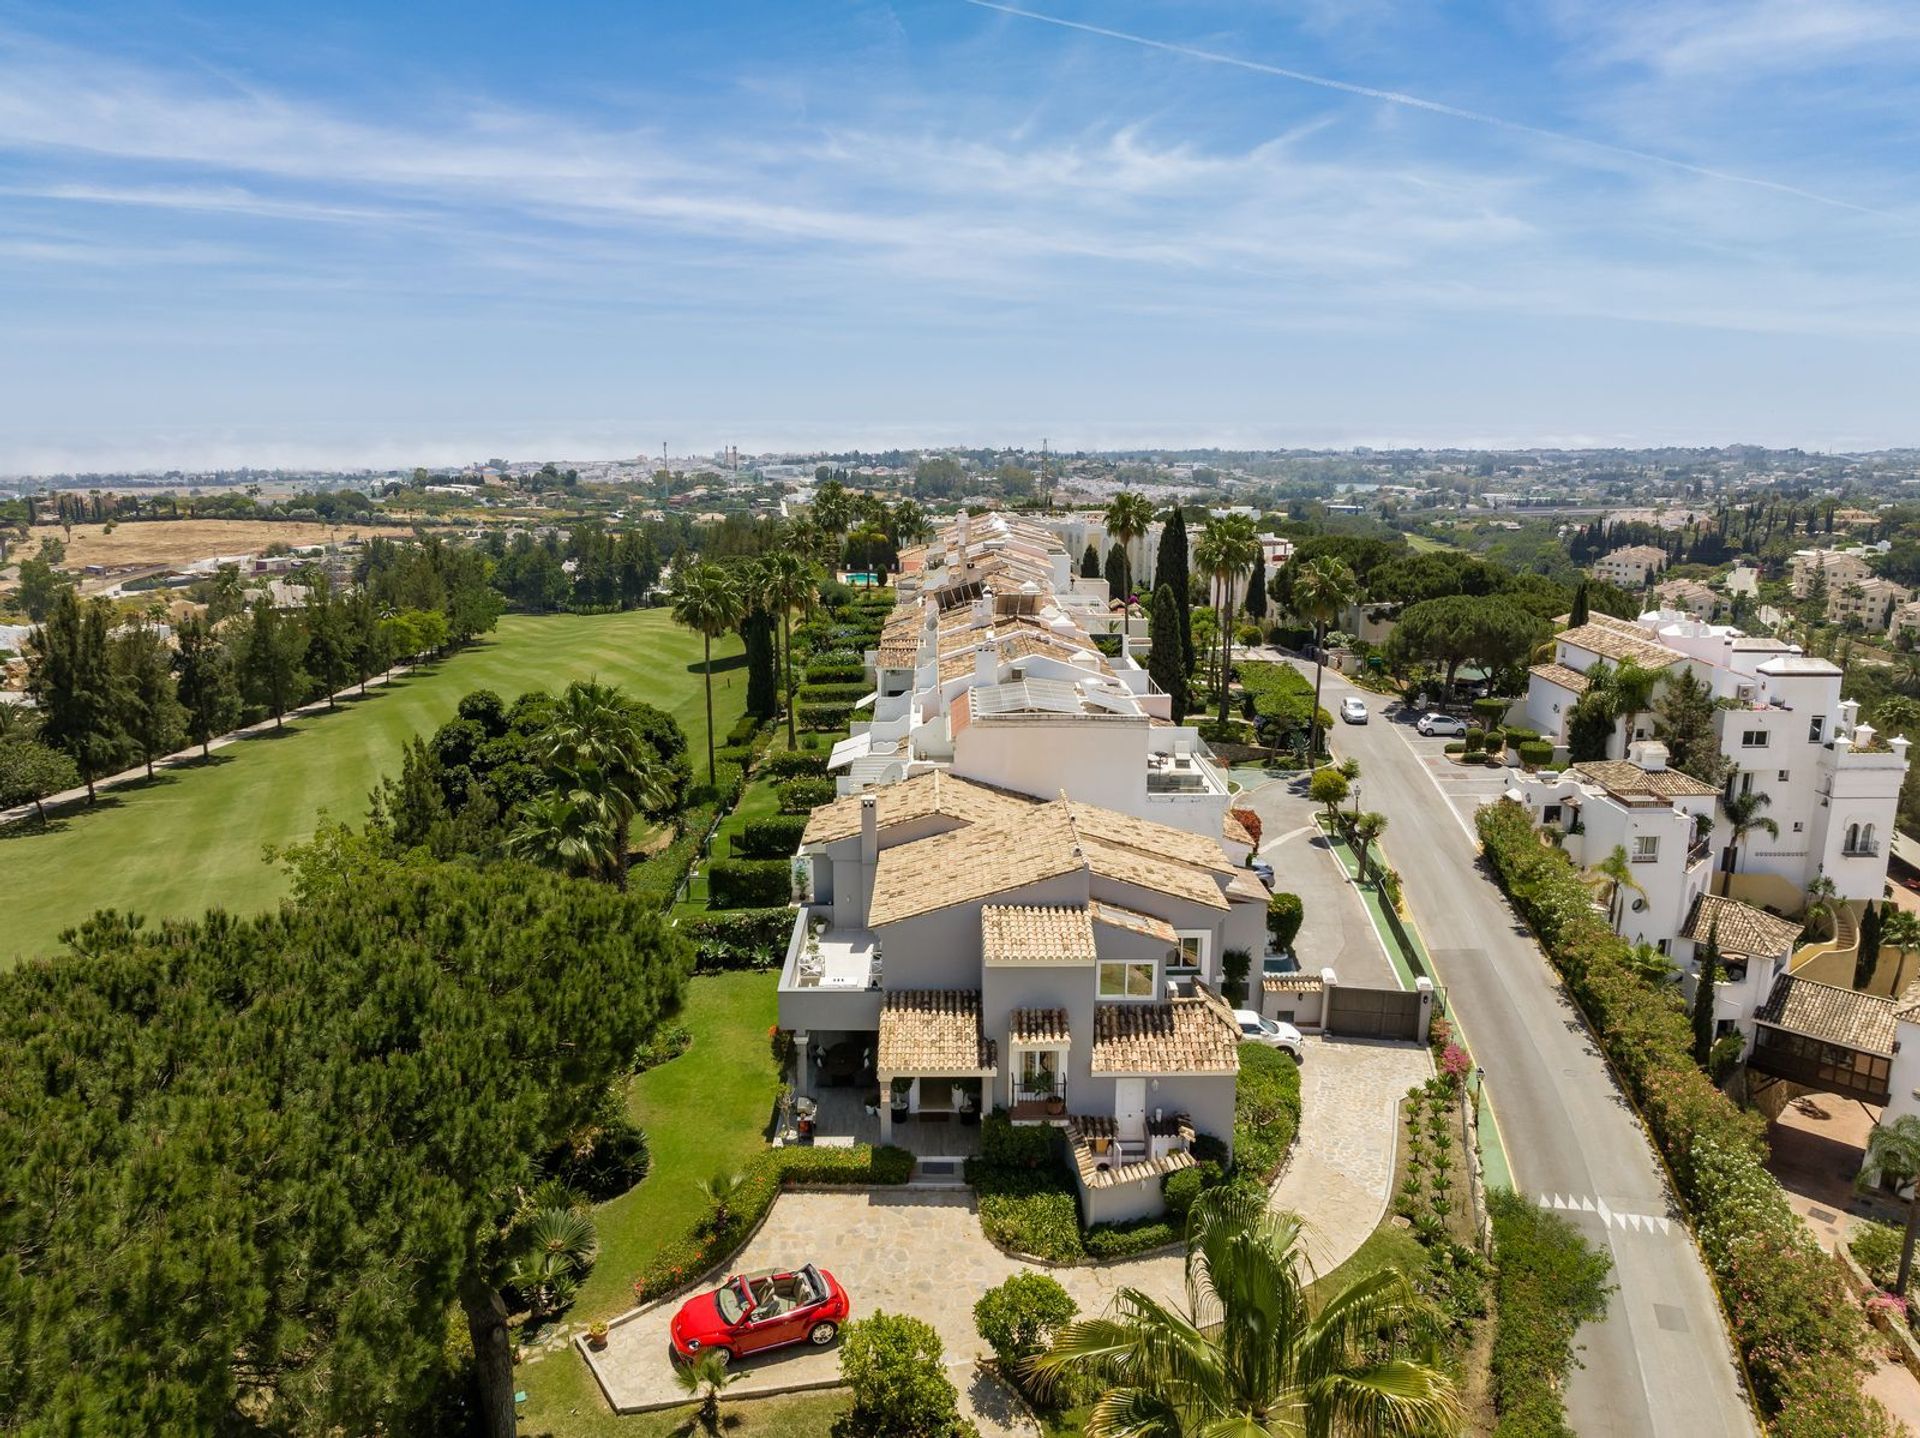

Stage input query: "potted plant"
[
  {"left": 1028, "top": 1068, "right": 1066, "bottom": 1117},
  {"left": 586, "top": 1320, "right": 609, "bottom": 1350}
]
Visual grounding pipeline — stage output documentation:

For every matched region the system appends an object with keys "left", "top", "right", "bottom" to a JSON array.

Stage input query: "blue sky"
[{"left": 1, "top": 0, "right": 1916, "bottom": 472}]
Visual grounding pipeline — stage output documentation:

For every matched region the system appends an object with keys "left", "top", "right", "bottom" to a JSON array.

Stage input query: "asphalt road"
[{"left": 1242, "top": 660, "right": 1756, "bottom": 1438}]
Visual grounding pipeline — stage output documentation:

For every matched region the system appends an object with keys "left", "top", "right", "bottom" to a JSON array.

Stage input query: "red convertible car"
[{"left": 669, "top": 1264, "right": 850, "bottom": 1364}]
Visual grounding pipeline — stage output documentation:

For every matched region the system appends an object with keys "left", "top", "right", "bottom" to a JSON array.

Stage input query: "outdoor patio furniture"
[{"left": 820, "top": 1042, "right": 864, "bottom": 1085}]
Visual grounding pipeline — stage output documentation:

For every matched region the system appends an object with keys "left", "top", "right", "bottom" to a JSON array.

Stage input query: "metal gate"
[{"left": 1325, "top": 984, "right": 1424, "bottom": 1041}]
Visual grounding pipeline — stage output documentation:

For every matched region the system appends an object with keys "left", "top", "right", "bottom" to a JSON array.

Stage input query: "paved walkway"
[
  {"left": 583, "top": 1036, "right": 1429, "bottom": 1427},
  {"left": 0, "top": 662, "right": 422, "bottom": 828},
  {"left": 1271, "top": 1036, "right": 1434, "bottom": 1274}
]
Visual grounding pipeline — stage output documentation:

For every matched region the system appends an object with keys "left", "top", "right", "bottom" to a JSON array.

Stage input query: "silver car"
[
  {"left": 1416, "top": 712, "right": 1467, "bottom": 737},
  {"left": 1339, "top": 696, "right": 1368, "bottom": 725}
]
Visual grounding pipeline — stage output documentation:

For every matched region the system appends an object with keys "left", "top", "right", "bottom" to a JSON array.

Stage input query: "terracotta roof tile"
[
  {"left": 1089, "top": 901, "right": 1178, "bottom": 944},
  {"left": 800, "top": 770, "right": 1028, "bottom": 847},
  {"left": 1262, "top": 973, "right": 1324, "bottom": 993},
  {"left": 1008, "top": 1007, "right": 1071, "bottom": 1045},
  {"left": 1557, "top": 617, "right": 1685, "bottom": 669},
  {"left": 1091, "top": 999, "right": 1240, "bottom": 1074},
  {"left": 1756, "top": 974, "right": 1893, "bottom": 1056},
  {"left": 1684, "top": 893, "right": 1802, "bottom": 957},
  {"left": 1572, "top": 760, "right": 1721, "bottom": 800},
  {"left": 1067, "top": 1113, "right": 1198, "bottom": 1189},
  {"left": 1529, "top": 661, "right": 1591, "bottom": 695},
  {"left": 877, "top": 990, "right": 998, "bottom": 1076},
  {"left": 982, "top": 905, "right": 1098, "bottom": 965}
]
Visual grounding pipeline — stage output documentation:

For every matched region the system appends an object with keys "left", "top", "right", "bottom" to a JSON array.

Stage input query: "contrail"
[{"left": 965, "top": 0, "right": 1894, "bottom": 220}]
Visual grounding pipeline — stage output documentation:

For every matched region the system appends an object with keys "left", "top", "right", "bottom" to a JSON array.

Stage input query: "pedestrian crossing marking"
[{"left": 1538, "top": 1193, "right": 1671, "bottom": 1235}]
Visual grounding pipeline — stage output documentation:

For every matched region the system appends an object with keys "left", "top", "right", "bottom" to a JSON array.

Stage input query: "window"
[
  {"left": 1167, "top": 931, "right": 1210, "bottom": 976},
  {"left": 1543, "top": 803, "right": 1563, "bottom": 826},
  {"left": 1741, "top": 730, "right": 1769, "bottom": 748},
  {"left": 1777, "top": 770, "right": 1790, "bottom": 783},
  {"left": 1632, "top": 835, "right": 1660, "bottom": 863},
  {"left": 1793, "top": 821, "right": 1804, "bottom": 833},
  {"left": 1098, "top": 961, "right": 1155, "bottom": 999},
  {"left": 1809, "top": 716, "right": 1826, "bottom": 743},
  {"left": 1741, "top": 773, "right": 1755, "bottom": 796}
]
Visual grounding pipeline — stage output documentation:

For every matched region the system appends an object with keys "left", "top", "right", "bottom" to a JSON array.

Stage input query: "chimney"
[
  {"left": 1856, "top": 722, "right": 1877, "bottom": 751},
  {"left": 1894, "top": 736, "right": 1912, "bottom": 765},
  {"left": 975, "top": 634, "right": 1000, "bottom": 683},
  {"left": 1629, "top": 739, "right": 1669, "bottom": 772},
  {"left": 860, "top": 794, "right": 878, "bottom": 868}
]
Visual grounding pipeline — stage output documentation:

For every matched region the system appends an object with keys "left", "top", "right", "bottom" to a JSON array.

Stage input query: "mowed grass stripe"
[{"left": 2, "top": 611, "right": 747, "bottom": 965}]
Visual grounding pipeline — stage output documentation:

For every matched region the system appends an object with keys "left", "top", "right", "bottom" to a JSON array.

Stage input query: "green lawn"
[
  {"left": 567, "top": 970, "right": 782, "bottom": 1320},
  {"left": 2, "top": 610, "right": 746, "bottom": 965},
  {"left": 516, "top": 1355, "right": 848, "bottom": 1438}
]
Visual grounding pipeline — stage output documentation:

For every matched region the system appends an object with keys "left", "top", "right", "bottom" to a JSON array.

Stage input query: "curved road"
[{"left": 1241, "top": 657, "right": 1755, "bottom": 1438}]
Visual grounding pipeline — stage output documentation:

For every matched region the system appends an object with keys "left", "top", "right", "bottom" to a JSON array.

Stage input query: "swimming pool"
[{"left": 844, "top": 572, "right": 884, "bottom": 587}]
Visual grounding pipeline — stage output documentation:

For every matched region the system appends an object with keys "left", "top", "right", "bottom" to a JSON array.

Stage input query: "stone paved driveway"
[{"left": 585, "top": 1038, "right": 1428, "bottom": 1428}]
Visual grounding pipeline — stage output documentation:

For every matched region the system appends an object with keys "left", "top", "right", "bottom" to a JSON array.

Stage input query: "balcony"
[
  {"left": 1146, "top": 750, "right": 1226, "bottom": 796},
  {"left": 1010, "top": 1079, "right": 1070, "bottom": 1123},
  {"left": 1842, "top": 844, "right": 1882, "bottom": 859}
]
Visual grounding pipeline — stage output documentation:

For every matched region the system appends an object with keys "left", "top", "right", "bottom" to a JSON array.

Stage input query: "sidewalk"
[{"left": 0, "top": 662, "right": 421, "bottom": 829}]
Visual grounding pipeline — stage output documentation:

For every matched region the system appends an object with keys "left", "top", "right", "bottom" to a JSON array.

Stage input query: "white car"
[
  {"left": 1416, "top": 712, "right": 1467, "bottom": 737},
  {"left": 1339, "top": 697, "right": 1368, "bottom": 725},
  {"left": 1232, "top": 1009, "right": 1304, "bottom": 1060}
]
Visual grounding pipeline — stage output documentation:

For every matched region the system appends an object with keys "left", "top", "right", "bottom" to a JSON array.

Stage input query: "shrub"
[
  {"left": 733, "top": 814, "right": 810, "bottom": 859},
  {"left": 1477, "top": 799, "right": 1885, "bottom": 1426},
  {"left": 1266, "top": 892, "right": 1304, "bottom": 952},
  {"left": 1473, "top": 696, "right": 1509, "bottom": 728},
  {"left": 798, "top": 702, "right": 854, "bottom": 731},
  {"left": 1505, "top": 726, "right": 1540, "bottom": 745},
  {"left": 1464, "top": 727, "right": 1485, "bottom": 755},
  {"left": 804, "top": 662, "right": 866, "bottom": 685},
  {"left": 681, "top": 908, "right": 792, "bottom": 971},
  {"left": 713, "top": 743, "right": 756, "bottom": 771},
  {"left": 705, "top": 858, "right": 792, "bottom": 910},
  {"left": 1230, "top": 806, "right": 1263, "bottom": 848},
  {"left": 634, "top": 1022, "right": 692, "bottom": 1071},
  {"left": 776, "top": 777, "right": 837, "bottom": 813},
  {"left": 974, "top": 1272, "right": 1078, "bottom": 1371},
  {"left": 1083, "top": 1218, "right": 1180, "bottom": 1258},
  {"left": 1483, "top": 729, "right": 1507, "bottom": 756},
  {"left": 1488, "top": 1189, "right": 1615, "bottom": 1437},
  {"left": 979, "top": 1111, "right": 1056, "bottom": 1169},
  {"left": 1850, "top": 1220, "right": 1905, "bottom": 1293},
  {"left": 1518, "top": 739, "right": 1553, "bottom": 768},
  {"left": 1161, "top": 1165, "right": 1205, "bottom": 1219},
  {"left": 726, "top": 714, "right": 762, "bottom": 746},
  {"left": 1222, "top": 947, "right": 1253, "bottom": 1006},
  {"left": 763, "top": 749, "right": 830, "bottom": 777},
  {"left": 974, "top": 1181, "right": 1084, "bottom": 1262},
  {"left": 797, "top": 682, "right": 869, "bottom": 704},
  {"left": 838, "top": 1311, "right": 972, "bottom": 1438},
  {"left": 1232, "top": 1043, "right": 1302, "bottom": 1180},
  {"left": 1443, "top": 740, "right": 1466, "bottom": 755}
]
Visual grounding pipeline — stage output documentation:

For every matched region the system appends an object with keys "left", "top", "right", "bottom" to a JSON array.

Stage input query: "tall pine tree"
[
  {"left": 1080, "top": 542, "right": 1100, "bottom": 579},
  {"left": 1569, "top": 579, "right": 1590, "bottom": 628},
  {"left": 174, "top": 613, "right": 242, "bottom": 759},
  {"left": 25, "top": 589, "right": 124, "bottom": 799},
  {"left": 113, "top": 616, "right": 186, "bottom": 778},
  {"left": 1692, "top": 920, "right": 1721, "bottom": 1066},
  {"left": 239, "top": 596, "right": 311, "bottom": 729}
]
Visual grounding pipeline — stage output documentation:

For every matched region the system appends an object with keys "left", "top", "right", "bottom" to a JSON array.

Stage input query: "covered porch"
[
  {"left": 876, "top": 989, "right": 999, "bottom": 1148},
  {"left": 793, "top": 1085, "right": 984, "bottom": 1162}
]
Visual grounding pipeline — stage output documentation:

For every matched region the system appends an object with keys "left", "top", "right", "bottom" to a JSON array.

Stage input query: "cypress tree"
[
  {"left": 1245, "top": 552, "right": 1268, "bottom": 622},
  {"left": 741, "top": 607, "right": 778, "bottom": 720},
  {"left": 1157, "top": 508, "right": 1192, "bottom": 673},
  {"left": 1569, "top": 580, "right": 1590, "bottom": 628},
  {"left": 1692, "top": 921, "right": 1721, "bottom": 1066},
  {"left": 1104, "top": 543, "right": 1131, "bottom": 604},
  {"left": 1858, "top": 901, "right": 1883, "bottom": 990},
  {"left": 1148, "top": 585, "right": 1189, "bottom": 722},
  {"left": 1080, "top": 543, "right": 1100, "bottom": 580}
]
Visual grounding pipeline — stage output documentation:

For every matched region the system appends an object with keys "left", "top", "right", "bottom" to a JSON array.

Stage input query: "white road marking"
[
  {"left": 1541, "top": 1193, "right": 1672, "bottom": 1235},
  {"left": 1257, "top": 824, "right": 1319, "bottom": 854}
]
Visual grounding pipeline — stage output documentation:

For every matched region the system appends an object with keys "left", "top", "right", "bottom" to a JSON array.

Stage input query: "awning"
[{"left": 827, "top": 732, "right": 873, "bottom": 770}]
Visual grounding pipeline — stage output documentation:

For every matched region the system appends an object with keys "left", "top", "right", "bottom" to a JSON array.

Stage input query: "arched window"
[
  {"left": 1863, "top": 823, "right": 1877, "bottom": 853},
  {"left": 1846, "top": 822, "right": 1861, "bottom": 853}
]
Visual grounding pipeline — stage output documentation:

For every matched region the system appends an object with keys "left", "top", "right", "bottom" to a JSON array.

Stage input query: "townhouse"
[
  {"left": 1828, "top": 575, "right": 1911, "bottom": 631},
  {"left": 1592, "top": 544, "right": 1669, "bottom": 588},
  {"left": 1789, "top": 546, "right": 1873, "bottom": 597}
]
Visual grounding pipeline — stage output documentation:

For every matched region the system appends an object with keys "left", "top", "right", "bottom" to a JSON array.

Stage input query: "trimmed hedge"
[
  {"left": 1232, "top": 1042, "right": 1302, "bottom": 1180},
  {"left": 713, "top": 743, "right": 757, "bottom": 771},
  {"left": 630, "top": 1144, "right": 914, "bottom": 1303},
  {"left": 1488, "top": 1189, "right": 1615, "bottom": 1437},
  {"left": 1518, "top": 740, "right": 1553, "bottom": 767},
  {"left": 733, "top": 815, "right": 809, "bottom": 859},
  {"left": 706, "top": 858, "right": 792, "bottom": 910},
  {"left": 777, "top": 777, "right": 838, "bottom": 813},
  {"left": 1477, "top": 800, "right": 1884, "bottom": 1431},
  {"left": 627, "top": 800, "right": 721, "bottom": 910},
  {"left": 798, "top": 702, "right": 855, "bottom": 731},
  {"left": 763, "top": 749, "right": 830, "bottom": 778},
  {"left": 797, "top": 682, "right": 869, "bottom": 704},
  {"left": 680, "top": 907, "right": 792, "bottom": 972}
]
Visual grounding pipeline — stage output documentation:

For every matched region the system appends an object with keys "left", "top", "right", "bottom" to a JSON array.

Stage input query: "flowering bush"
[
  {"left": 1478, "top": 799, "right": 1885, "bottom": 1431},
  {"left": 1439, "top": 1044, "right": 1472, "bottom": 1086}
]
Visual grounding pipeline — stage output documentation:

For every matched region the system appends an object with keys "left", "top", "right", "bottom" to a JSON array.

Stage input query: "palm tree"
[
  {"left": 1026, "top": 1185, "right": 1459, "bottom": 1436},
  {"left": 1802, "top": 872, "right": 1841, "bottom": 942},
  {"left": 890, "top": 498, "right": 933, "bottom": 548},
  {"left": 1583, "top": 844, "right": 1644, "bottom": 929},
  {"left": 763, "top": 551, "right": 817, "bottom": 747},
  {"left": 1103, "top": 491, "right": 1156, "bottom": 588},
  {"left": 1866, "top": 1115, "right": 1920, "bottom": 1297},
  {"left": 673, "top": 1348, "right": 740, "bottom": 1432},
  {"left": 1604, "top": 659, "right": 1663, "bottom": 752},
  {"left": 1194, "top": 515, "right": 1261, "bottom": 726},
  {"left": 670, "top": 563, "right": 744, "bottom": 784},
  {"left": 543, "top": 680, "right": 666, "bottom": 888},
  {"left": 696, "top": 1168, "right": 749, "bottom": 1231},
  {"left": 1882, "top": 908, "right": 1920, "bottom": 992},
  {"left": 1624, "top": 941, "right": 1676, "bottom": 984},
  {"left": 1352, "top": 811, "right": 1389, "bottom": 885},
  {"left": 504, "top": 1207, "right": 598, "bottom": 1319},
  {"left": 1292, "top": 556, "right": 1361, "bottom": 759},
  {"left": 1719, "top": 789, "right": 1779, "bottom": 896},
  {"left": 507, "top": 790, "right": 619, "bottom": 882}
]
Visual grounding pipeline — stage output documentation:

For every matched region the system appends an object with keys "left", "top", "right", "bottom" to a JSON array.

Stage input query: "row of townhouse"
[
  {"left": 777, "top": 510, "right": 1270, "bottom": 1224},
  {"left": 1592, "top": 544, "right": 1670, "bottom": 588}
]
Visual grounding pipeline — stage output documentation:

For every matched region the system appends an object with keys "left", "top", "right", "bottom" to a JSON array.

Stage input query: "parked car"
[
  {"left": 1250, "top": 859, "right": 1275, "bottom": 889},
  {"left": 1232, "top": 1009, "right": 1304, "bottom": 1059},
  {"left": 1339, "top": 697, "right": 1368, "bottom": 725},
  {"left": 669, "top": 1264, "right": 850, "bottom": 1364},
  {"left": 1416, "top": 712, "right": 1467, "bottom": 737}
]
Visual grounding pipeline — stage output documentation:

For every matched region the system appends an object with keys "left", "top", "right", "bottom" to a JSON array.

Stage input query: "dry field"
[{"left": 31, "top": 520, "right": 422, "bottom": 572}]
